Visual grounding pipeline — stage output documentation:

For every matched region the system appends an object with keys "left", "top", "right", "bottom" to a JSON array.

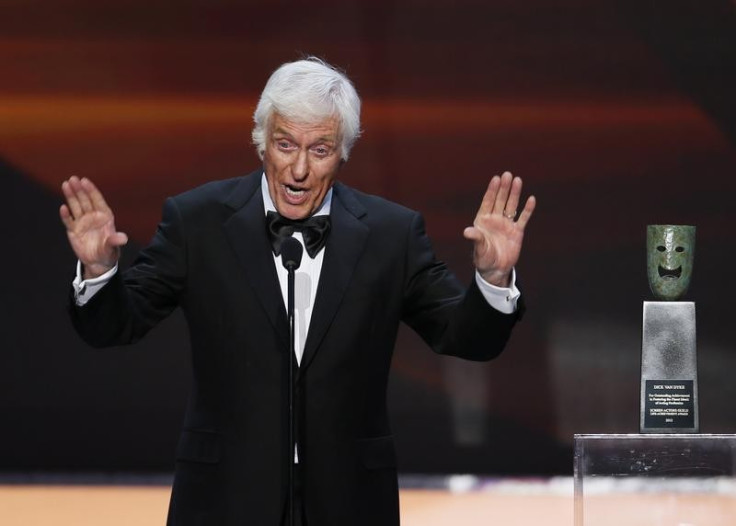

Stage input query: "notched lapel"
[
  {"left": 223, "top": 174, "right": 289, "bottom": 346},
  {"left": 300, "top": 184, "right": 368, "bottom": 372}
]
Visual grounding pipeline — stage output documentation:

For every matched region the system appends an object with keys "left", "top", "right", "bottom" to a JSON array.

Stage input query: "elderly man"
[{"left": 60, "top": 58, "right": 535, "bottom": 526}]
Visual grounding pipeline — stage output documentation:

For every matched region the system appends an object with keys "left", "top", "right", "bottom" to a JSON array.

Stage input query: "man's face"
[{"left": 263, "top": 114, "right": 342, "bottom": 220}]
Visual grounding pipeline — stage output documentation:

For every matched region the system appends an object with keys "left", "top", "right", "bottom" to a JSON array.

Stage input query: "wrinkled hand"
[
  {"left": 59, "top": 176, "right": 128, "bottom": 279},
  {"left": 463, "top": 171, "right": 536, "bottom": 287}
]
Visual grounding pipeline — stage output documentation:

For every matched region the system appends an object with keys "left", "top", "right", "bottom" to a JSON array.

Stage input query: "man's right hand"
[{"left": 60, "top": 176, "right": 128, "bottom": 279}]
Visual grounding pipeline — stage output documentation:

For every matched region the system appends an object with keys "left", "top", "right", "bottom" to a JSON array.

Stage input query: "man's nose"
[{"left": 291, "top": 150, "right": 309, "bottom": 180}]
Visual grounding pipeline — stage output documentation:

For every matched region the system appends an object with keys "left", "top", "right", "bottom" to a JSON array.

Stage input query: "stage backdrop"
[{"left": 2, "top": 0, "right": 736, "bottom": 475}]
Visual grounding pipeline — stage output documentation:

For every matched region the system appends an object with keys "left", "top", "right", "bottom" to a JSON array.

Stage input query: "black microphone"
[
  {"left": 280, "top": 234, "right": 302, "bottom": 526},
  {"left": 280, "top": 236, "right": 303, "bottom": 271}
]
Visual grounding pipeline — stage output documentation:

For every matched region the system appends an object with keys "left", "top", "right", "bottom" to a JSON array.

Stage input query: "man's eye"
[
  {"left": 277, "top": 141, "right": 292, "bottom": 149},
  {"left": 313, "top": 147, "right": 330, "bottom": 156}
]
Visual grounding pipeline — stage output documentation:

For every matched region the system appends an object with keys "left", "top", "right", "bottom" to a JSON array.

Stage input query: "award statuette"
[{"left": 640, "top": 225, "right": 698, "bottom": 433}]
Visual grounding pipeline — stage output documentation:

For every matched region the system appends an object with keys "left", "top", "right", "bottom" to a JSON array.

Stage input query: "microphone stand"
[{"left": 280, "top": 237, "right": 303, "bottom": 526}]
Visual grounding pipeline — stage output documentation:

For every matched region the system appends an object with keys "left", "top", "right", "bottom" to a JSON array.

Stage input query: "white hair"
[{"left": 252, "top": 57, "right": 362, "bottom": 162}]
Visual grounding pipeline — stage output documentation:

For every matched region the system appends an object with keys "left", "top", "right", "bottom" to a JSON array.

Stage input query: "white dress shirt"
[{"left": 262, "top": 175, "right": 329, "bottom": 366}]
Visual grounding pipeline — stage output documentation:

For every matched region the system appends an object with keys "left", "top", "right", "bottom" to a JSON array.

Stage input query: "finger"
[
  {"left": 69, "top": 176, "right": 94, "bottom": 213},
  {"left": 81, "top": 177, "right": 112, "bottom": 214},
  {"left": 515, "top": 195, "right": 537, "bottom": 230},
  {"left": 504, "top": 176, "right": 523, "bottom": 220},
  {"left": 492, "top": 171, "right": 513, "bottom": 215},
  {"left": 477, "top": 175, "right": 501, "bottom": 217},
  {"left": 59, "top": 204, "right": 75, "bottom": 230},
  {"left": 62, "top": 179, "right": 83, "bottom": 220},
  {"left": 108, "top": 231, "right": 129, "bottom": 247},
  {"left": 463, "top": 226, "right": 483, "bottom": 242}
]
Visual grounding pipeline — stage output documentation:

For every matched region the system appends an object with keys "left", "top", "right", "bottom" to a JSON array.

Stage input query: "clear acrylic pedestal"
[{"left": 574, "top": 434, "right": 736, "bottom": 526}]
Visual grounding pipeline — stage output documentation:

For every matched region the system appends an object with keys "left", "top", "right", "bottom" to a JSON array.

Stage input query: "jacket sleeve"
[
  {"left": 69, "top": 197, "right": 187, "bottom": 348},
  {"left": 400, "top": 212, "right": 522, "bottom": 361}
]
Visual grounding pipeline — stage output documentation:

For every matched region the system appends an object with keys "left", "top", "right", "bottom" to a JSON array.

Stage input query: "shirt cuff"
[
  {"left": 474, "top": 268, "right": 520, "bottom": 314},
  {"left": 72, "top": 261, "right": 118, "bottom": 306}
]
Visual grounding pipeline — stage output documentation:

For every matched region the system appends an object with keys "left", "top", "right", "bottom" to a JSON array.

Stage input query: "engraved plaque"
[{"left": 640, "top": 301, "right": 698, "bottom": 433}]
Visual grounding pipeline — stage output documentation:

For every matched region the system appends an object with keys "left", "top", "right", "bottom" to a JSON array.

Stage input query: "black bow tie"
[{"left": 266, "top": 211, "right": 331, "bottom": 259}]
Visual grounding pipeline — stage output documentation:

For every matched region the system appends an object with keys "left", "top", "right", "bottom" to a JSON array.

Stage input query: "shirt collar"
[{"left": 261, "top": 172, "right": 332, "bottom": 217}]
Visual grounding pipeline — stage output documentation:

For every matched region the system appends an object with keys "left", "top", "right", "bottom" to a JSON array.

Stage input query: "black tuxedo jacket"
[{"left": 71, "top": 170, "right": 522, "bottom": 525}]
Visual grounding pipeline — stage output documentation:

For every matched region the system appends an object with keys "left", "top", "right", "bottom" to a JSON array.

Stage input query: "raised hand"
[
  {"left": 59, "top": 176, "right": 128, "bottom": 279},
  {"left": 463, "top": 171, "right": 536, "bottom": 287}
]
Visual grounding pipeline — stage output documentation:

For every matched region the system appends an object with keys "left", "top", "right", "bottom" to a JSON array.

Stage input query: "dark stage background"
[{"left": 2, "top": 0, "right": 736, "bottom": 475}]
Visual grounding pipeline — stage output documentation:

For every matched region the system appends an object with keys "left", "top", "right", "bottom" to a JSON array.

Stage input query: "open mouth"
[
  {"left": 658, "top": 265, "right": 682, "bottom": 280},
  {"left": 284, "top": 184, "right": 307, "bottom": 197}
]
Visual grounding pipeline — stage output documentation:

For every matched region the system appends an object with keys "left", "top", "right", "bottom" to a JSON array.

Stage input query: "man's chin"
[{"left": 276, "top": 202, "right": 312, "bottom": 220}]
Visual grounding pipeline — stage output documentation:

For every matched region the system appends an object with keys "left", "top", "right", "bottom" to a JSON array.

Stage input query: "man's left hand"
[{"left": 463, "top": 171, "right": 536, "bottom": 287}]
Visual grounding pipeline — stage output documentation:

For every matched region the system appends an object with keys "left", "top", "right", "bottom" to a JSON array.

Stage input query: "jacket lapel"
[
  {"left": 299, "top": 183, "right": 368, "bottom": 372},
  {"left": 223, "top": 172, "right": 289, "bottom": 347}
]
